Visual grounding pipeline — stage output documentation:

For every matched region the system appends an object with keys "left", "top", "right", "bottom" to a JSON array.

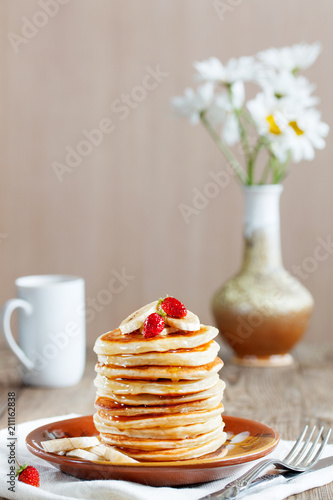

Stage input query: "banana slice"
[
  {"left": 41, "top": 436, "right": 99, "bottom": 453},
  {"left": 88, "top": 444, "right": 138, "bottom": 463},
  {"left": 164, "top": 310, "right": 200, "bottom": 331},
  {"left": 66, "top": 449, "right": 101, "bottom": 461},
  {"left": 87, "top": 445, "right": 105, "bottom": 457},
  {"left": 119, "top": 301, "right": 158, "bottom": 334}
]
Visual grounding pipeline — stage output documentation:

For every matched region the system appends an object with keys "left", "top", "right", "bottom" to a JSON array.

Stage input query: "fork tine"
[
  {"left": 306, "top": 429, "right": 332, "bottom": 467},
  {"left": 299, "top": 427, "right": 324, "bottom": 467},
  {"left": 284, "top": 425, "right": 309, "bottom": 462},
  {"left": 291, "top": 426, "right": 316, "bottom": 466}
]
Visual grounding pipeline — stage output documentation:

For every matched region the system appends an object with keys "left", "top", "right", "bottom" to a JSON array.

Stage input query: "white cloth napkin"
[{"left": 0, "top": 414, "right": 332, "bottom": 500}]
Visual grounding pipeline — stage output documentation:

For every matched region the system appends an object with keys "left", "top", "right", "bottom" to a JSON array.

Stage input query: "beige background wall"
[{"left": 1, "top": 0, "right": 332, "bottom": 347}]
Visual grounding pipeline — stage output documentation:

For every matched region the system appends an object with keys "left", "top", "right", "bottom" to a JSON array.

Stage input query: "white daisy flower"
[
  {"left": 247, "top": 92, "right": 292, "bottom": 138},
  {"left": 247, "top": 92, "right": 329, "bottom": 163},
  {"left": 171, "top": 82, "right": 215, "bottom": 124},
  {"left": 258, "top": 41, "right": 321, "bottom": 73},
  {"left": 194, "top": 56, "right": 255, "bottom": 84},
  {"left": 283, "top": 108, "right": 329, "bottom": 162},
  {"left": 257, "top": 71, "right": 319, "bottom": 108},
  {"left": 247, "top": 92, "right": 296, "bottom": 162}
]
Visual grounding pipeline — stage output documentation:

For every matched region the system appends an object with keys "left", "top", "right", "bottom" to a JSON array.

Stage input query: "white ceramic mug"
[{"left": 1, "top": 275, "right": 86, "bottom": 387}]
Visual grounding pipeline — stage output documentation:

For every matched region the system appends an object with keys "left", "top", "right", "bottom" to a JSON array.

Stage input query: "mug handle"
[{"left": 1, "top": 299, "right": 35, "bottom": 370}]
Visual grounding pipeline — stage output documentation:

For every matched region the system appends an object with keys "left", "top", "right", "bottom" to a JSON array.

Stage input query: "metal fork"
[{"left": 200, "top": 425, "right": 331, "bottom": 499}]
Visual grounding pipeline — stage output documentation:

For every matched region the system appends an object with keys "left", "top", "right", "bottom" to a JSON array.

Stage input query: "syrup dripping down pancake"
[
  {"left": 96, "top": 404, "right": 224, "bottom": 430},
  {"left": 94, "top": 391, "right": 224, "bottom": 416}
]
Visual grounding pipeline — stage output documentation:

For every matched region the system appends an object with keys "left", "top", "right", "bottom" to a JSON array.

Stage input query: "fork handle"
[{"left": 201, "top": 459, "right": 274, "bottom": 499}]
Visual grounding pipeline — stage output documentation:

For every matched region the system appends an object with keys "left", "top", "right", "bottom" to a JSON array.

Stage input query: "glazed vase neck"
[{"left": 242, "top": 185, "right": 283, "bottom": 273}]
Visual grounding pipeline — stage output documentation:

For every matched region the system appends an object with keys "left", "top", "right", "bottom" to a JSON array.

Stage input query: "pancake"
[
  {"left": 113, "top": 433, "right": 227, "bottom": 461},
  {"left": 94, "top": 392, "right": 223, "bottom": 416},
  {"left": 95, "top": 357, "right": 223, "bottom": 381},
  {"left": 98, "top": 426, "right": 223, "bottom": 450},
  {"left": 94, "top": 413, "right": 223, "bottom": 439},
  {"left": 97, "top": 419, "right": 222, "bottom": 440},
  {"left": 97, "top": 404, "right": 224, "bottom": 430},
  {"left": 94, "top": 372, "right": 219, "bottom": 396},
  {"left": 93, "top": 325, "right": 218, "bottom": 355},
  {"left": 95, "top": 378, "right": 225, "bottom": 406},
  {"left": 97, "top": 340, "right": 220, "bottom": 367}
]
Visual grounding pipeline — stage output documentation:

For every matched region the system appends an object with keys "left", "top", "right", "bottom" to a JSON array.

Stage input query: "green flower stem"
[
  {"left": 260, "top": 159, "right": 272, "bottom": 184},
  {"left": 274, "top": 164, "right": 289, "bottom": 183},
  {"left": 268, "top": 157, "right": 278, "bottom": 184},
  {"left": 270, "top": 151, "right": 291, "bottom": 184},
  {"left": 247, "top": 160, "right": 254, "bottom": 185},
  {"left": 234, "top": 109, "right": 253, "bottom": 183},
  {"left": 235, "top": 110, "right": 269, "bottom": 185},
  {"left": 270, "top": 156, "right": 285, "bottom": 184},
  {"left": 200, "top": 112, "right": 248, "bottom": 184},
  {"left": 239, "top": 107, "right": 258, "bottom": 128},
  {"left": 251, "top": 136, "right": 265, "bottom": 165}
]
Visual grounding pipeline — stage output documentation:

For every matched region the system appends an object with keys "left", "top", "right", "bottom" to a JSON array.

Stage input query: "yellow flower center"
[
  {"left": 289, "top": 121, "right": 304, "bottom": 136},
  {"left": 266, "top": 114, "right": 281, "bottom": 135}
]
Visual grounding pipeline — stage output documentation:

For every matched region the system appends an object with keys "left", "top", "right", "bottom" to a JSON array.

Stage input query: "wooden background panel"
[{"left": 0, "top": 0, "right": 333, "bottom": 348}]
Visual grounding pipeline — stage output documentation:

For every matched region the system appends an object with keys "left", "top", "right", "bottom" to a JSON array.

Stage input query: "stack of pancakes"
[{"left": 93, "top": 301, "right": 227, "bottom": 461}]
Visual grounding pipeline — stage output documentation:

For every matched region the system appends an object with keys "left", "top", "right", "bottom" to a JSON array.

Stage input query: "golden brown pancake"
[
  {"left": 94, "top": 325, "right": 218, "bottom": 355},
  {"left": 110, "top": 433, "right": 227, "bottom": 461},
  {"left": 94, "top": 391, "right": 223, "bottom": 416},
  {"left": 98, "top": 426, "right": 223, "bottom": 450},
  {"left": 94, "top": 413, "right": 223, "bottom": 439},
  {"left": 94, "top": 372, "right": 219, "bottom": 396},
  {"left": 94, "top": 357, "right": 223, "bottom": 381},
  {"left": 97, "top": 340, "right": 220, "bottom": 367},
  {"left": 95, "top": 379, "right": 225, "bottom": 406},
  {"left": 97, "top": 404, "right": 224, "bottom": 430}
]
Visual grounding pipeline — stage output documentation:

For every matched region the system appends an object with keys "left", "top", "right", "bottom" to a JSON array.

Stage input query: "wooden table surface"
[{"left": 0, "top": 342, "right": 333, "bottom": 499}]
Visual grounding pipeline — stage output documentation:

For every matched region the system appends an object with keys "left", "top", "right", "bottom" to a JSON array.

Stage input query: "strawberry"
[
  {"left": 160, "top": 297, "right": 187, "bottom": 318},
  {"left": 16, "top": 463, "right": 40, "bottom": 487},
  {"left": 143, "top": 312, "right": 165, "bottom": 338}
]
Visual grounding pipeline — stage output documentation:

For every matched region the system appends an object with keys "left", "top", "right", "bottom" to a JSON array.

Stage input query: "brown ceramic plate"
[{"left": 26, "top": 415, "right": 279, "bottom": 486}]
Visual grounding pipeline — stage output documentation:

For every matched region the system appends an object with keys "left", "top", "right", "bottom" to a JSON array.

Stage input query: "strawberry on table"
[{"left": 16, "top": 463, "right": 40, "bottom": 487}]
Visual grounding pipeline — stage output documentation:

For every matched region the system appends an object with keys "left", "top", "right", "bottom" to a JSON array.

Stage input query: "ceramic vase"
[{"left": 212, "top": 185, "right": 314, "bottom": 367}]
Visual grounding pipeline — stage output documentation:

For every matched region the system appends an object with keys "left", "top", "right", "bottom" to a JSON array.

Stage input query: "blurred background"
[{"left": 1, "top": 0, "right": 332, "bottom": 347}]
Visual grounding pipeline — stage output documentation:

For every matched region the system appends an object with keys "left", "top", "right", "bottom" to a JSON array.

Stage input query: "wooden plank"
[
  {"left": 0, "top": 348, "right": 22, "bottom": 390},
  {"left": 0, "top": 351, "right": 96, "bottom": 428},
  {"left": 294, "top": 343, "right": 333, "bottom": 431},
  {"left": 222, "top": 354, "right": 304, "bottom": 440}
]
